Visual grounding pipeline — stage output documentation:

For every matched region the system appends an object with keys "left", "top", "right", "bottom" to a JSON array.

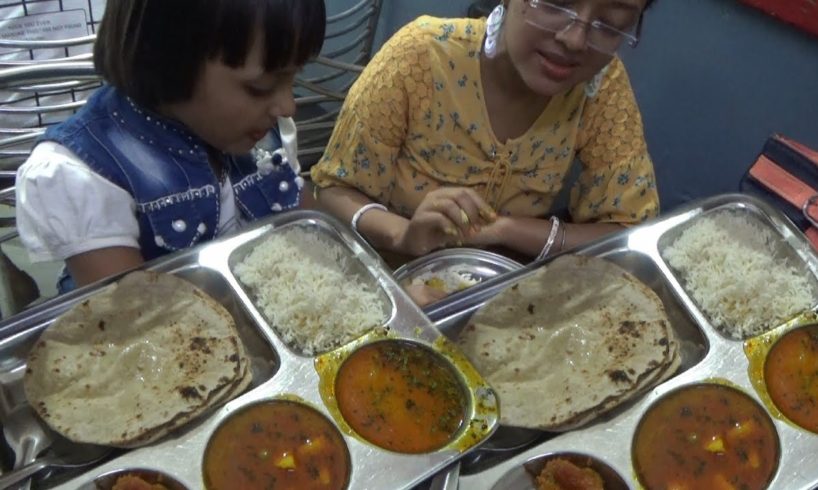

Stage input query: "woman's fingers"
[
  {"left": 432, "top": 198, "right": 472, "bottom": 235},
  {"left": 458, "top": 188, "right": 497, "bottom": 224},
  {"left": 438, "top": 189, "right": 497, "bottom": 235},
  {"left": 403, "top": 283, "right": 450, "bottom": 307}
]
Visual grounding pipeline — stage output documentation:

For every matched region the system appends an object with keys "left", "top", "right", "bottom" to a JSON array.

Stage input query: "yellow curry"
[
  {"left": 765, "top": 325, "right": 818, "bottom": 433},
  {"left": 335, "top": 340, "right": 467, "bottom": 453}
]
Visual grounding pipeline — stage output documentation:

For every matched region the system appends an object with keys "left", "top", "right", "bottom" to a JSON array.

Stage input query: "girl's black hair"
[{"left": 95, "top": 0, "right": 326, "bottom": 109}]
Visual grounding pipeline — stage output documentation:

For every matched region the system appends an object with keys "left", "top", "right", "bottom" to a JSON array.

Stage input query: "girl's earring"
[{"left": 483, "top": 4, "right": 506, "bottom": 59}]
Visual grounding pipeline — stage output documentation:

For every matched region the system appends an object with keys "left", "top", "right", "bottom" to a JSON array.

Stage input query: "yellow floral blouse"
[{"left": 311, "top": 16, "right": 659, "bottom": 224}]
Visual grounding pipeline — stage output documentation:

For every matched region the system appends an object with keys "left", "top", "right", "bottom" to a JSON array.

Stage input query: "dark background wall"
[{"left": 331, "top": 0, "right": 818, "bottom": 213}]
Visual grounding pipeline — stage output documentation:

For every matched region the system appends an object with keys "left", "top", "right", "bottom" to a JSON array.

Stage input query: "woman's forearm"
[
  {"left": 315, "top": 186, "right": 409, "bottom": 251},
  {"left": 492, "top": 216, "right": 624, "bottom": 257}
]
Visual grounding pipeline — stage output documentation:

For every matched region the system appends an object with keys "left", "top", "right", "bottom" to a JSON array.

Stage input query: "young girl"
[{"left": 15, "top": 0, "right": 326, "bottom": 292}]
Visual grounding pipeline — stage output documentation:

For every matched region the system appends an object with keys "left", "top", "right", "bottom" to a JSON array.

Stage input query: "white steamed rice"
[
  {"left": 234, "top": 227, "right": 387, "bottom": 355},
  {"left": 410, "top": 269, "right": 480, "bottom": 295},
  {"left": 661, "top": 211, "right": 816, "bottom": 339}
]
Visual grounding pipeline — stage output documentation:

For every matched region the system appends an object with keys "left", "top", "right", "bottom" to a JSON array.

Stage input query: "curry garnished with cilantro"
[
  {"left": 335, "top": 340, "right": 467, "bottom": 453},
  {"left": 765, "top": 325, "right": 818, "bottom": 433}
]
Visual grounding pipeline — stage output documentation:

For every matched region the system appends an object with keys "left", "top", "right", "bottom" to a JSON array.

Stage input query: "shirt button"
[
  {"left": 172, "top": 219, "right": 187, "bottom": 232},
  {"left": 279, "top": 181, "right": 290, "bottom": 192}
]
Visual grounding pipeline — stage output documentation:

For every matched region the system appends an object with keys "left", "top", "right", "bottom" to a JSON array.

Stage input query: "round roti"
[
  {"left": 457, "top": 255, "right": 678, "bottom": 431},
  {"left": 24, "top": 271, "right": 249, "bottom": 447}
]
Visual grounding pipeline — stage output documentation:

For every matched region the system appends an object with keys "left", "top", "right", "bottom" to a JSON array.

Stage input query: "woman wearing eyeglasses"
[{"left": 312, "top": 0, "right": 658, "bottom": 270}]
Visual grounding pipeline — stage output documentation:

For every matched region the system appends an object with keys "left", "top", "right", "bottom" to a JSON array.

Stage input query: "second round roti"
[{"left": 457, "top": 255, "right": 679, "bottom": 431}]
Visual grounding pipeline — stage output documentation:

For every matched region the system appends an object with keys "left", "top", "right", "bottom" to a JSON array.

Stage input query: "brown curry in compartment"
[
  {"left": 335, "top": 340, "right": 467, "bottom": 453},
  {"left": 203, "top": 400, "right": 350, "bottom": 490},
  {"left": 765, "top": 325, "right": 818, "bottom": 433},
  {"left": 633, "top": 384, "right": 779, "bottom": 490}
]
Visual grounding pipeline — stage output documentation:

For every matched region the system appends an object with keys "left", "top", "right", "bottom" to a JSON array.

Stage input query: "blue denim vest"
[
  {"left": 42, "top": 85, "right": 301, "bottom": 289},
  {"left": 42, "top": 86, "right": 302, "bottom": 266}
]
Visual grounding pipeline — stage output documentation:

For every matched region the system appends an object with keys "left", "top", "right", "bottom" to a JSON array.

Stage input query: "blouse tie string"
[{"left": 483, "top": 151, "right": 513, "bottom": 210}]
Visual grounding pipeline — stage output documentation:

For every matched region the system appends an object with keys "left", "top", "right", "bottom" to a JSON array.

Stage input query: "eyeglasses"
[{"left": 524, "top": 0, "right": 641, "bottom": 54}]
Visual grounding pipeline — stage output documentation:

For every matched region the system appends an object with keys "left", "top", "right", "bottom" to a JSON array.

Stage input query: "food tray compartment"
[
  {"left": 226, "top": 218, "right": 395, "bottom": 357},
  {"left": 656, "top": 202, "right": 818, "bottom": 341},
  {"left": 160, "top": 263, "right": 280, "bottom": 386},
  {"left": 0, "top": 261, "right": 281, "bottom": 482},
  {"left": 431, "top": 246, "right": 708, "bottom": 374}
]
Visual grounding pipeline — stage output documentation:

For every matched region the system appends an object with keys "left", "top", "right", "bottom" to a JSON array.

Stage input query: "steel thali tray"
[
  {"left": 419, "top": 193, "right": 818, "bottom": 490},
  {"left": 0, "top": 210, "right": 499, "bottom": 490}
]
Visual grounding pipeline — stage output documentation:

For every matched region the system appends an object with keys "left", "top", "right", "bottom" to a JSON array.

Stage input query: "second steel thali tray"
[{"left": 421, "top": 193, "right": 818, "bottom": 490}]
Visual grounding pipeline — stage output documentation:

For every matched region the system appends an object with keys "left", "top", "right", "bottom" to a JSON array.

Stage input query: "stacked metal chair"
[{"left": 295, "top": 0, "right": 383, "bottom": 171}]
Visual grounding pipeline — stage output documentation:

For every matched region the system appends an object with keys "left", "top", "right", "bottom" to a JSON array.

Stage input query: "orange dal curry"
[
  {"left": 765, "top": 325, "right": 818, "bottom": 433},
  {"left": 203, "top": 401, "right": 350, "bottom": 490},
  {"left": 335, "top": 340, "right": 467, "bottom": 453},
  {"left": 633, "top": 384, "right": 779, "bottom": 490}
]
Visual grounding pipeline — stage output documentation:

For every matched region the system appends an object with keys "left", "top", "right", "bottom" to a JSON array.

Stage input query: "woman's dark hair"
[{"left": 94, "top": 0, "right": 326, "bottom": 109}]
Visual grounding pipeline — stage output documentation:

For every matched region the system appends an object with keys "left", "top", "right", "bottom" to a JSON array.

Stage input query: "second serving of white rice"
[
  {"left": 409, "top": 269, "right": 480, "bottom": 295},
  {"left": 661, "top": 211, "right": 816, "bottom": 339},
  {"left": 234, "top": 226, "right": 387, "bottom": 355}
]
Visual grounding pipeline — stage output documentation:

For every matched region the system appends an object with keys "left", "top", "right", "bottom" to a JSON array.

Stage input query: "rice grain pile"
[
  {"left": 234, "top": 227, "right": 387, "bottom": 355},
  {"left": 662, "top": 212, "right": 815, "bottom": 339}
]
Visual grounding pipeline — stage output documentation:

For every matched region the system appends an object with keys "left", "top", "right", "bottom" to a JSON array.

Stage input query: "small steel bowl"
[
  {"left": 87, "top": 468, "right": 189, "bottom": 489},
  {"left": 490, "top": 451, "right": 628, "bottom": 490},
  {"left": 393, "top": 248, "right": 522, "bottom": 295}
]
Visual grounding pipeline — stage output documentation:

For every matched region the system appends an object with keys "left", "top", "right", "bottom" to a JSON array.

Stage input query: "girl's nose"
[{"left": 269, "top": 87, "right": 296, "bottom": 120}]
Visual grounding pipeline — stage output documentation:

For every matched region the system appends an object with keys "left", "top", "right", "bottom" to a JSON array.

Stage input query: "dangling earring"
[
  {"left": 483, "top": 4, "right": 506, "bottom": 59},
  {"left": 584, "top": 63, "right": 611, "bottom": 98}
]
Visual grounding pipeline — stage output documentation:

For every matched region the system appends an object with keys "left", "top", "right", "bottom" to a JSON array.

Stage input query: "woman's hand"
[
  {"left": 403, "top": 283, "right": 450, "bottom": 307},
  {"left": 395, "top": 187, "right": 496, "bottom": 256}
]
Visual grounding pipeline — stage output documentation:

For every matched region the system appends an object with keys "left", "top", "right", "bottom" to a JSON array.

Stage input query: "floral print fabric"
[{"left": 311, "top": 16, "right": 659, "bottom": 224}]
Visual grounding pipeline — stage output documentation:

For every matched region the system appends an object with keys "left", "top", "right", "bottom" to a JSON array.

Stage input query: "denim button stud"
[{"left": 172, "top": 219, "right": 187, "bottom": 232}]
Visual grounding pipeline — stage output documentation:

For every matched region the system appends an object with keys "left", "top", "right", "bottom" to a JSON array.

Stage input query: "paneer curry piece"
[
  {"left": 203, "top": 400, "right": 350, "bottom": 490},
  {"left": 633, "top": 384, "right": 779, "bottom": 490}
]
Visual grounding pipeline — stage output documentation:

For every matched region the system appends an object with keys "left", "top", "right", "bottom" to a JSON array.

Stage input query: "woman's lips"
[{"left": 536, "top": 51, "right": 577, "bottom": 81}]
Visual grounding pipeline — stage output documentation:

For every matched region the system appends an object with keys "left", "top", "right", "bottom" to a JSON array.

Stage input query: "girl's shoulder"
[{"left": 390, "top": 16, "right": 485, "bottom": 52}]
